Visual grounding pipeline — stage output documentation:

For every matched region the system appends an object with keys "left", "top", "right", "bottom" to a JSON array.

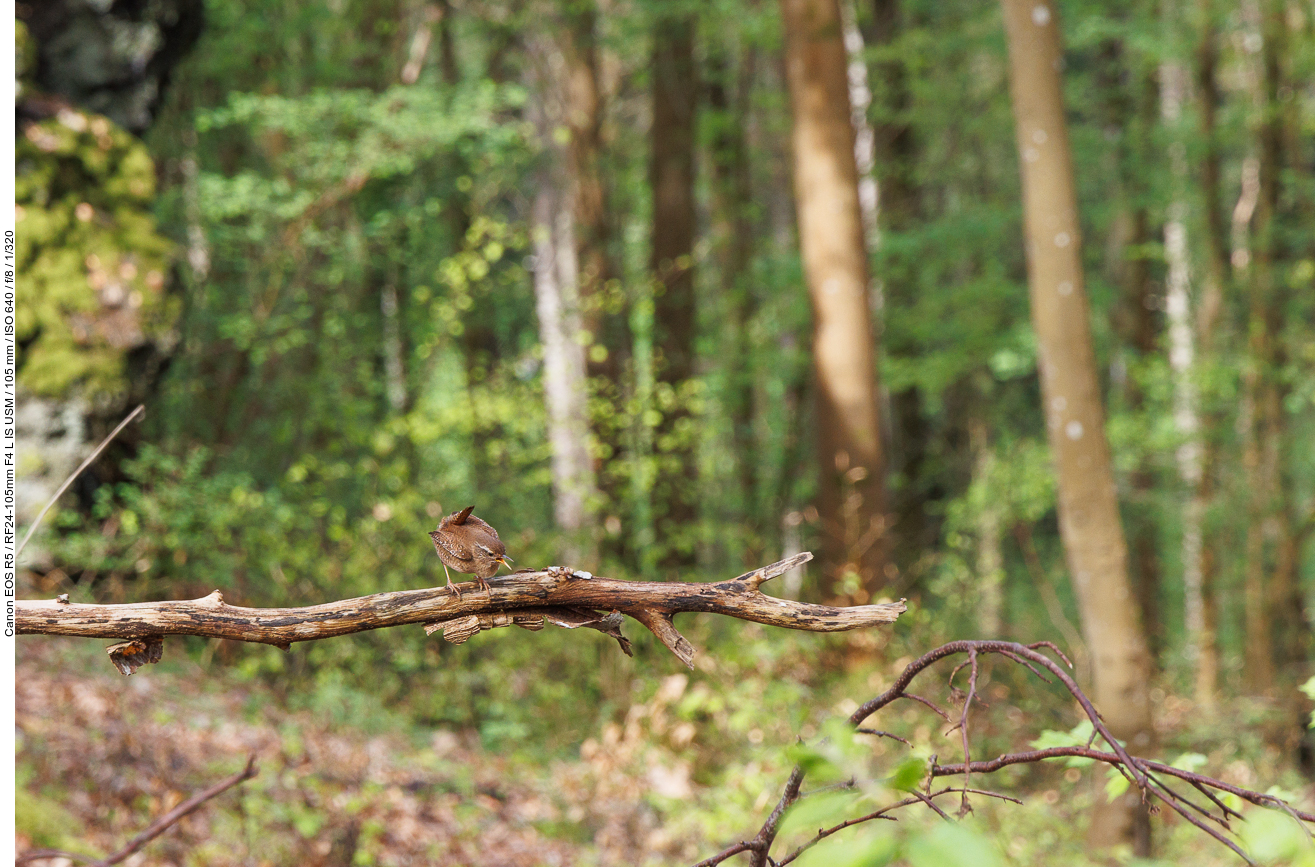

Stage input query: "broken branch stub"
[{"left": 17, "top": 553, "right": 906, "bottom": 673}]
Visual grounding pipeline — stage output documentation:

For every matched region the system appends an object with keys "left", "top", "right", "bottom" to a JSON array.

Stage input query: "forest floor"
[{"left": 16, "top": 634, "right": 1311, "bottom": 867}]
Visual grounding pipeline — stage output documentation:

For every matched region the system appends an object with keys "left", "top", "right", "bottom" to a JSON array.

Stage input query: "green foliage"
[
  {"left": 1241, "top": 809, "right": 1315, "bottom": 867},
  {"left": 16, "top": 108, "right": 178, "bottom": 399}
]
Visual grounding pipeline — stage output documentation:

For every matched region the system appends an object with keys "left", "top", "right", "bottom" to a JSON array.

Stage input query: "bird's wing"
[
  {"left": 465, "top": 514, "right": 500, "bottom": 541},
  {"left": 429, "top": 530, "right": 474, "bottom": 562}
]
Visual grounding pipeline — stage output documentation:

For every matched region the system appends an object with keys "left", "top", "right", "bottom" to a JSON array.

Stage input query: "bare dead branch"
[
  {"left": 697, "top": 640, "right": 1308, "bottom": 867},
  {"left": 17, "top": 554, "right": 906, "bottom": 672},
  {"left": 17, "top": 755, "right": 257, "bottom": 866}
]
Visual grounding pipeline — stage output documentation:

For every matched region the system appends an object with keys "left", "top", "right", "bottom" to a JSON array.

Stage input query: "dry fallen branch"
[
  {"left": 17, "top": 755, "right": 258, "bottom": 866},
  {"left": 17, "top": 553, "right": 906, "bottom": 672},
  {"left": 696, "top": 640, "right": 1313, "bottom": 867}
]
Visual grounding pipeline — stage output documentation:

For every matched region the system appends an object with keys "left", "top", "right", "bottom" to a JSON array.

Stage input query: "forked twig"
[{"left": 695, "top": 640, "right": 1310, "bottom": 867}]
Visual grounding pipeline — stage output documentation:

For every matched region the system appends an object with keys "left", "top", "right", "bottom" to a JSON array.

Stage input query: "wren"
[{"left": 428, "top": 506, "right": 511, "bottom": 598}]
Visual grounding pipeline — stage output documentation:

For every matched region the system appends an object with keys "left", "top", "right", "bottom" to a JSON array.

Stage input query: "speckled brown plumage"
[{"left": 428, "top": 506, "right": 509, "bottom": 597}]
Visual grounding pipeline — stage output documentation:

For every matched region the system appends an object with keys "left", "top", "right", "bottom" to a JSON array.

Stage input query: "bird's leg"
[{"left": 442, "top": 562, "right": 463, "bottom": 601}]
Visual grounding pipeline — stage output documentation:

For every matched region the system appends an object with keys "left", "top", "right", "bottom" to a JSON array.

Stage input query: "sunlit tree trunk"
[
  {"left": 970, "top": 416, "right": 1004, "bottom": 637},
  {"left": 780, "top": 0, "right": 890, "bottom": 601},
  {"left": 1159, "top": 54, "right": 1209, "bottom": 702},
  {"left": 839, "top": 0, "right": 878, "bottom": 250},
  {"left": 649, "top": 13, "right": 698, "bottom": 568},
  {"left": 529, "top": 44, "right": 597, "bottom": 560},
  {"left": 1000, "top": 0, "right": 1154, "bottom": 852}
]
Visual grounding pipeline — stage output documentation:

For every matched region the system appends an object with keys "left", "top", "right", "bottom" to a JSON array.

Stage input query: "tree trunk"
[
  {"left": 1241, "top": 0, "right": 1288, "bottom": 694},
  {"left": 1159, "top": 53, "right": 1212, "bottom": 704},
  {"left": 649, "top": 14, "right": 699, "bottom": 569},
  {"left": 708, "top": 43, "right": 760, "bottom": 547},
  {"left": 970, "top": 416, "right": 1004, "bottom": 637},
  {"left": 1000, "top": 0, "right": 1154, "bottom": 851},
  {"left": 528, "top": 33, "right": 600, "bottom": 563},
  {"left": 780, "top": 0, "right": 890, "bottom": 602},
  {"left": 530, "top": 56, "right": 597, "bottom": 561},
  {"left": 559, "top": 3, "right": 630, "bottom": 547},
  {"left": 1190, "top": 0, "right": 1226, "bottom": 705},
  {"left": 867, "top": 0, "right": 931, "bottom": 568}
]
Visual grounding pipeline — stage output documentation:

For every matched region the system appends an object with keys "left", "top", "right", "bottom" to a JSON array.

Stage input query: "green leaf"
[
  {"left": 905, "top": 823, "right": 1004, "bottom": 867},
  {"left": 1104, "top": 766, "right": 1130, "bottom": 802},
  {"left": 1169, "top": 752, "right": 1208, "bottom": 773},
  {"left": 1029, "top": 720, "right": 1097, "bottom": 767},
  {"left": 777, "top": 791, "right": 863, "bottom": 842},
  {"left": 888, "top": 757, "right": 928, "bottom": 793},
  {"left": 795, "top": 827, "right": 899, "bottom": 867},
  {"left": 1240, "top": 808, "right": 1315, "bottom": 866}
]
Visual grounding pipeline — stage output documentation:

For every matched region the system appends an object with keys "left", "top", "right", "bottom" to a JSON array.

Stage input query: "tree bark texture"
[
  {"left": 1000, "top": 0, "right": 1154, "bottom": 850},
  {"left": 780, "top": 0, "right": 889, "bottom": 601},
  {"left": 649, "top": 14, "right": 699, "bottom": 566}
]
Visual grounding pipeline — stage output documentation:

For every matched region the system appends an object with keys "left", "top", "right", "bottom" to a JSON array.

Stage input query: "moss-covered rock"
[{"left": 16, "top": 108, "right": 179, "bottom": 400}]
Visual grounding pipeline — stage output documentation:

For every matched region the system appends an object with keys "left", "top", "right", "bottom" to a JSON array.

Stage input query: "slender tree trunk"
[
  {"left": 529, "top": 46, "right": 597, "bottom": 560},
  {"left": 868, "top": 0, "right": 931, "bottom": 568},
  {"left": 780, "top": 0, "right": 890, "bottom": 602},
  {"left": 649, "top": 13, "right": 699, "bottom": 569},
  {"left": 970, "top": 416, "right": 1004, "bottom": 637},
  {"left": 708, "top": 44, "right": 760, "bottom": 547},
  {"left": 1241, "top": 0, "right": 1289, "bottom": 694},
  {"left": 559, "top": 2, "right": 630, "bottom": 547},
  {"left": 1000, "top": 0, "right": 1154, "bottom": 852},
  {"left": 561, "top": 3, "right": 622, "bottom": 379},
  {"left": 380, "top": 283, "right": 407, "bottom": 414},
  {"left": 1160, "top": 55, "right": 1207, "bottom": 702},
  {"left": 1189, "top": 0, "right": 1227, "bottom": 706},
  {"left": 840, "top": 0, "right": 878, "bottom": 249}
]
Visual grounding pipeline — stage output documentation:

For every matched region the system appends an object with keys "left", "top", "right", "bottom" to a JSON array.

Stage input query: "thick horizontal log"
[{"left": 17, "top": 553, "right": 907, "bottom": 671}]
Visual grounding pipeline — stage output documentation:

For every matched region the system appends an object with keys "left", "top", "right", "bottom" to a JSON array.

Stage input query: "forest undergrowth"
[{"left": 17, "top": 630, "right": 1308, "bottom": 867}]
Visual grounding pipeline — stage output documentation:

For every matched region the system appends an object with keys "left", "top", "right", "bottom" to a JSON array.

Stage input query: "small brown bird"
[{"left": 428, "top": 505, "right": 511, "bottom": 598}]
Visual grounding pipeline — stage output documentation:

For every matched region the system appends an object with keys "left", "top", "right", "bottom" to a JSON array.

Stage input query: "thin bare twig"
[
  {"left": 17, "top": 755, "right": 257, "bottom": 866},
  {"left": 699, "top": 640, "right": 1308, "bottom": 867},
  {"left": 16, "top": 404, "right": 145, "bottom": 558}
]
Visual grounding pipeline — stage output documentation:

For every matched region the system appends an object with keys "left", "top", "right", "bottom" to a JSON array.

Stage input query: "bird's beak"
[{"left": 497, "top": 556, "right": 512, "bottom": 573}]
